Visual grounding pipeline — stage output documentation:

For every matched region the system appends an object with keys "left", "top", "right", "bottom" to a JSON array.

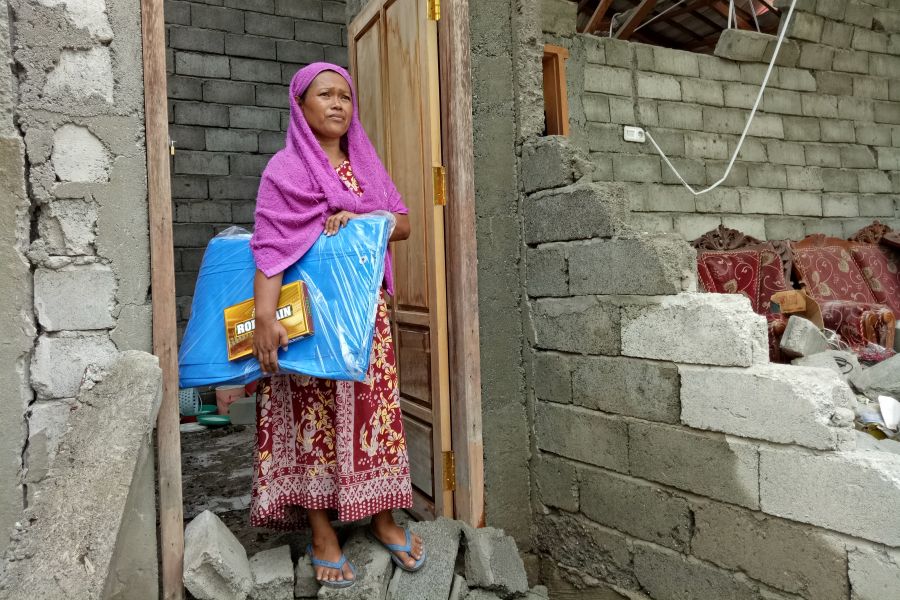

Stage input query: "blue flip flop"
[
  {"left": 369, "top": 528, "right": 427, "bottom": 572},
  {"left": 306, "top": 544, "right": 357, "bottom": 589}
]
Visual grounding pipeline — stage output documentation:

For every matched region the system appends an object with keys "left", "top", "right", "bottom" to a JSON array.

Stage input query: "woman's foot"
[
  {"left": 370, "top": 511, "right": 424, "bottom": 570},
  {"left": 308, "top": 509, "right": 355, "bottom": 584}
]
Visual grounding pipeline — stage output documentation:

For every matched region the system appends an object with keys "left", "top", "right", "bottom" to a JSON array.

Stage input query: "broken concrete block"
[
  {"left": 448, "top": 575, "right": 469, "bottom": 600},
  {"left": 248, "top": 545, "right": 292, "bottom": 600},
  {"left": 386, "top": 518, "right": 461, "bottom": 600},
  {"left": 848, "top": 543, "right": 900, "bottom": 600},
  {"left": 760, "top": 447, "right": 900, "bottom": 547},
  {"left": 792, "top": 350, "right": 862, "bottom": 387},
  {"left": 183, "top": 510, "right": 253, "bottom": 600},
  {"left": 228, "top": 396, "right": 256, "bottom": 426},
  {"left": 621, "top": 294, "right": 768, "bottom": 367},
  {"left": 318, "top": 527, "right": 393, "bottom": 600},
  {"left": 779, "top": 315, "right": 828, "bottom": 358},
  {"left": 34, "top": 265, "right": 116, "bottom": 331},
  {"left": 525, "top": 586, "right": 550, "bottom": 599},
  {"left": 293, "top": 555, "right": 318, "bottom": 599},
  {"left": 540, "top": 0, "right": 577, "bottom": 35},
  {"left": 680, "top": 364, "right": 856, "bottom": 451},
  {"left": 30, "top": 333, "right": 117, "bottom": 400},
  {"left": 463, "top": 526, "right": 529, "bottom": 599},
  {"left": 854, "top": 353, "right": 900, "bottom": 401}
]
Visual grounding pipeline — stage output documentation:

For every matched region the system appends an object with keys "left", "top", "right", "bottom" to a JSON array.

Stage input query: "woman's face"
[{"left": 298, "top": 71, "right": 353, "bottom": 141}]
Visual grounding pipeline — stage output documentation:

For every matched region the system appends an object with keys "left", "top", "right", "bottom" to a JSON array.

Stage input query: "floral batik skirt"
[{"left": 249, "top": 293, "right": 413, "bottom": 530}]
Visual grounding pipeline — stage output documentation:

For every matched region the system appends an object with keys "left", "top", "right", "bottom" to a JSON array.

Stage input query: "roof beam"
[
  {"left": 615, "top": 0, "right": 659, "bottom": 40},
  {"left": 581, "top": 0, "right": 616, "bottom": 33}
]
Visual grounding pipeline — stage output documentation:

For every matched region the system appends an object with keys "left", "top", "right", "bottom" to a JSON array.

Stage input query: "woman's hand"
[
  {"left": 252, "top": 317, "right": 289, "bottom": 375},
  {"left": 324, "top": 210, "right": 359, "bottom": 236}
]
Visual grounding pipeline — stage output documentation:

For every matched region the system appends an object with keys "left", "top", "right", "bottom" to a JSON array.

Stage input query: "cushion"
[
  {"left": 792, "top": 246, "right": 877, "bottom": 304},
  {"left": 851, "top": 245, "right": 900, "bottom": 317},
  {"left": 697, "top": 250, "right": 761, "bottom": 312}
]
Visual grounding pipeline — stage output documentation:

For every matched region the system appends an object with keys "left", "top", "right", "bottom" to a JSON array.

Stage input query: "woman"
[{"left": 248, "top": 63, "right": 424, "bottom": 588}]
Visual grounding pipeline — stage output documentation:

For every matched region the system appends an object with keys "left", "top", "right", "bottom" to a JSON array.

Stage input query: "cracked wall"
[{"left": 2, "top": 0, "right": 150, "bottom": 550}]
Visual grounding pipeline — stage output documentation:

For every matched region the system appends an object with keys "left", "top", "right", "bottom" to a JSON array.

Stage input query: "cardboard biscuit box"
[{"left": 224, "top": 280, "right": 314, "bottom": 361}]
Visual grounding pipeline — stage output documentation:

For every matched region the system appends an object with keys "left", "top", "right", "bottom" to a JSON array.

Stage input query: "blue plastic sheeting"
[{"left": 178, "top": 216, "right": 391, "bottom": 387}]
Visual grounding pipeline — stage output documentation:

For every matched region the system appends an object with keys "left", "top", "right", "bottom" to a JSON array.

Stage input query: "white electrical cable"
[
  {"left": 643, "top": 0, "right": 798, "bottom": 196},
  {"left": 748, "top": 0, "right": 761, "bottom": 32}
]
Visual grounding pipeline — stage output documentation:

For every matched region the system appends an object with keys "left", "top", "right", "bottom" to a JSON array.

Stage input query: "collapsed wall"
[
  {"left": 525, "top": 1, "right": 900, "bottom": 598},
  {"left": 1, "top": 0, "right": 152, "bottom": 554}
]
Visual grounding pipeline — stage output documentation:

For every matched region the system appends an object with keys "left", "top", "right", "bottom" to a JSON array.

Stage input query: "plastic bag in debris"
[{"left": 178, "top": 213, "right": 394, "bottom": 388}]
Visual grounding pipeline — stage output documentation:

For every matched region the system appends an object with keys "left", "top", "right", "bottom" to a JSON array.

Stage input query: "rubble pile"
[
  {"left": 782, "top": 315, "right": 900, "bottom": 447},
  {"left": 183, "top": 511, "right": 547, "bottom": 600}
]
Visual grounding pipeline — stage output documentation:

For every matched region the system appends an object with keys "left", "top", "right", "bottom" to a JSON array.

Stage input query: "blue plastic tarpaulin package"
[{"left": 178, "top": 215, "right": 392, "bottom": 388}]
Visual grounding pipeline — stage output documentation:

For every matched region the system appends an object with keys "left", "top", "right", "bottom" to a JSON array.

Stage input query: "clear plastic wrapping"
[{"left": 178, "top": 215, "right": 393, "bottom": 387}]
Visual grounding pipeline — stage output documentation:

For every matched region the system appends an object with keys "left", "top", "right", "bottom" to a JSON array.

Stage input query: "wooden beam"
[
  {"left": 614, "top": 0, "right": 658, "bottom": 40},
  {"left": 580, "top": 0, "right": 615, "bottom": 34},
  {"left": 140, "top": 0, "right": 183, "bottom": 598},
  {"left": 710, "top": 0, "right": 751, "bottom": 28},
  {"left": 437, "top": 0, "right": 485, "bottom": 529}
]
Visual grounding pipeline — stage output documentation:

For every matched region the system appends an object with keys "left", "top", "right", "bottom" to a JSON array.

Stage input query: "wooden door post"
[{"left": 140, "top": 0, "right": 184, "bottom": 597}]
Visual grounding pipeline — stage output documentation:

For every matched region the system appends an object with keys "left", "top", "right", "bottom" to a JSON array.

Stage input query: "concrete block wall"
[
  {"left": 564, "top": 0, "right": 900, "bottom": 242},
  {"left": 524, "top": 134, "right": 900, "bottom": 600},
  {"left": 166, "top": 0, "right": 347, "bottom": 334},
  {"left": 4, "top": 0, "right": 151, "bottom": 547}
]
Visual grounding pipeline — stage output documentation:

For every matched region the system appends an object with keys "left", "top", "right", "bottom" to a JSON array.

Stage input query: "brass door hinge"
[
  {"left": 442, "top": 450, "right": 456, "bottom": 491},
  {"left": 427, "top": 0, "right": 440, "bottom": 21},
  {"left": 433, "top": 165, "right": 446, "bottom": 206}
]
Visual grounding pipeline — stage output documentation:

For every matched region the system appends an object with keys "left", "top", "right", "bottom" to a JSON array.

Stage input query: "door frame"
[
  {"left": 143, "top": 0, "right": 483, "bottom": 596},
  {"left": 347, "top": 0, "right": 484, "bottom": 528}
]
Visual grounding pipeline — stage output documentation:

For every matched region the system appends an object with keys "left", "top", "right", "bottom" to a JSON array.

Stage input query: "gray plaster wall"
[
  {"left": 4, "top": 0, "right": 151, "bottom": 550},
  {"left": 167, "top": 0, "right": 347, "bottom": 336},
  {"left": 0, "top": 0, "right": 33, "bottom": 559},
  {"left": 563, "top": 0, "right": 900, "bottom": 242}
]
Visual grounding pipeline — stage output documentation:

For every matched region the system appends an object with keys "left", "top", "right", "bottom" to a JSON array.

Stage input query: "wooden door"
[{"left": 349, "top": 0, "right": 453, "bottom": 519}]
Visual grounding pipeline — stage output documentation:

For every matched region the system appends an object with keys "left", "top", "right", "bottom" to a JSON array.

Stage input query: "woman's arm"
[
  {"left": 252, "top": 269, "right": 288, "bottom": 375},
  {"left": 390, "top": 213, "right": 410, "bottom": 242}
]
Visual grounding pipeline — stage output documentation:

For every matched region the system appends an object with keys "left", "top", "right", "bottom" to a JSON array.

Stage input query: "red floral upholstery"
[
  {"left": 697, "top": 247, "right": 792, "bottom": 362},
  {"left": 792, "top": 246, "right": 877, "bottom": 304},
  {"left": 851, "top": 245, "right": 900, "bottom": 317},
  {"left": 792, "top": 241, "right": 896, "bottom": 354}
]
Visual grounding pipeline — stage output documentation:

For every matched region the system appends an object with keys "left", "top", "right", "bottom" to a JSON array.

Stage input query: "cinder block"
[
  {"left": 877, "top": 147, "right": 900, "bottom": 170},
  {"left": 530, "top": 296, "right": 620, "bottom": 355},
  {"left": 582, "top": 93, "right": 610, "bottom": 123},
  {"left": 629, "top": 421, "right": 760, "bottom": 509},
  {"left": 274, "top": 0, "right": 323, "bottom": 19},
  {"left": 785, "top": 166, "right": 824, "bottom": 191},
  {"left": 833, "top": 49, "right": 870, "bottom": 74},
  {"left": 572, "top": 355, "right": 680, "bottom": 423},
  {"left": 202, "top": 80, "right": 255, "bottom": 105},
  {"left": 685, "top": 132, "right": 728, "bottom": 160},
  {"left": 165, "top": 0, "right": 191, "bottom": 25},
  {"left": 782, "top": 116, "right": 821, "bottom": 141},
  {"left": 209, "top": 176, "right": 261, "bottom": 200},
  {"left": 856, "top": 122, "right": 892, "bottom": 146},
  {"left": 633, "top": 542, "right": 761, "bottom": 600},
  {"left": 191, "top": 5, "right": 245, "bottom": 33},
  {"left": 533, "top": 453, "right": 578, "bottom": 511},
  {"left": 248, "top": 545, "right": 292, "bottom": 600},
  {"left": 840, "top": 145, "right": 876, "bottom": 170},
  {"left": 782, "top": 191, "right": 822, "bottom": 216},
  {"left": 258, "top": 131, "right": 285, "bottom": 153},
  {"left": 740, "top": 189, "right": 783, "bottom": 214},
  {"left": 766, "top": 141, "right": 806, "bottom": 166},
  {"left": 174, "top": 150, "right": 229, "bottom": 176},
  {"left": 848, "top": 544, "right": 900, "bottom": 600},
  {"left": 34, "top": 266, "right": 116, "bottom": 331},
  {"left": 323, "top": 45, "right": 348, "bottom": 68},
  {"left": 229, "top": 106, "right": 280, "bottom": 130},
  {"left": 658, "top": 102, "right": 702, "bottom": 130},
  {"left": 172, "top": 175, "right": 209, "bottom": 199},
  {"left": 823, "top": 193, "right": 860, "bottom": 217},
  {"left": 295, "top": 19, "right": 342, "bottom": 45},
  {"left": 680, "top": 364, "right": 856, "bottom": 450},
  {"left": 695, "top": 187, "right": 741, "bottom": 213},
  {"left": 169, "top": 25, "right": 224, "bottom": 54},
  {"left": 534, "top": 514, "right": 634, "bottom": 587},
  {"left": 526, "top": 244, "right": 568, "bottom": 298},
  {"left": 168, "top": 75, "right": 203, "bottom": 101},
  {"left": 225, "top": 33, "right": 276, "bottom": 60},
  {"left": 702, "top": 106, "right": 745, "bottom": 135},
  {"left": 520, "top": 136, "right": 583, "bottom": 194},
  {"left": 175, "top": 52, "right": 229, "bottom": 78},
  {"left": 231, "top": 58, "right": 282, "bottom": 83},
  {"left": 788, "top": 11, "right": 825, "bottom": 43},
  {"left": 845, "top": 0, "right": 875, "bottom": 27},
  {"left": 714, "top": 29, "right": 771, "bottom": 62},
  {"left": 652, "top": 46, "right": 699, "bottom": 77},
  {"left": 535, "top": 402, "right": 628, "bottom": 471},
  {"left": 276, "top": 40, "right": 324, "bottom": 64},
  {"left": 805, "top": 143, "right": 841, "bottom": 167},
  {"left": 822, "top": 20, "right": 854, "bottom": 48},
  {"left": 245, "top": 12, "right": 293, "bottom": 38},
  {"left": 719, "top": 216, "right": 766, "bottom": 240},
  {"left": 226, "top": 0, "right": 274, "bottom": 11},
  {"left": 621, "top": 293, "right": 767, "bottom": 367},
  {"left": 765, "top": 216, "right": 805, "bottom": 240},
  {"left": 760, "top": 447, "right": 900, "bottom": 546},
  {"left": 822, "top": 168, "right": 859, "bottom": 192},
  {"left": 524, "top": 183, "right": 628, "bottom": 244},
  {"left": 802, "top": 95, "right": 839, "bottom": 118},
  {"left": 692, "top": 501, "right": 849, "bottom": 600},
  {"left": 681, "top": 78, "right": 723, "bottom": 107},
  {"left": 584, "top": 65, "right": 632, "bottom": 96},
  {"left": 612, "top": 154, "right": 660, "bottom": 183},
  {"left": 775, "top": 67, "right": 816, "bottom": 92},
  {"left": 31, "top": 334, "right": 117, "bottom": 400},
  {"left": 875, "top": 101, "right": 900, "bottom": 125},
  {"left": 674, "top": 215, "right": 723, "bottom": 242},
  {"left": 798, "top": 43, "right": 834, "bottom": 71},
  {"left": 870, "top": 54, "right": 900, "bottom": 78},
  {"left": 748, "top": 163, "right": 788, "bottom": 189},
  {"left": 533, "top": 351, "right": 572, "bottom": 405},
  {"left": 229, "top": 154, "right": 272, "bottom": 176},
  {"left": 568, "top": 236, "right": 695, "bottom": 296},
  {"left": 858, "top": 173, "right": 893, "bottom": 195},
  {"left": 762, "top": 88, "right": 803, "bottom": 116},
  {"left": 636, "top": 73, "right": 681, "bottom": 101},
  {"left": 184, "top": 510, "right": 252, "bottom": 600},
  {"left": 206, "top": 129, "right": 258, "bottom": 152},
  {"left": 580, "top": 467, "right": 691, "bottom": 552},
  {"left": 698, "top": 55, "right": 741, "bottom": 81}
]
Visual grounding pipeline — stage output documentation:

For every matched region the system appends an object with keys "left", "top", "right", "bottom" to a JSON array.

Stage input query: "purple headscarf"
[{"left": 250, "top": 62, "right": 407, "bottom": 294}]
